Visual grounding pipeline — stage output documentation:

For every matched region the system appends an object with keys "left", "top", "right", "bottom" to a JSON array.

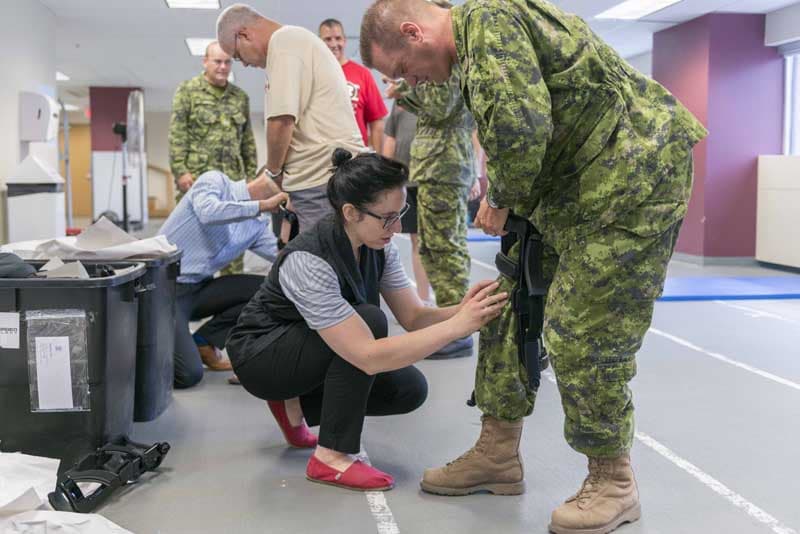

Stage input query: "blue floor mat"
[
  {"left": 467, "top": 228, "right": 500, "bottom": 242},
  {"left": 660, "top": 276, "right": 800, "bottom": 301}
]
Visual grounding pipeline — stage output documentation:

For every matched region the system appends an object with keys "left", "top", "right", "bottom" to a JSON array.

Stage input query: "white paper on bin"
[
  {"left": 0, "top": 313, "right": 20, "bottom": 349},
  {"left": 38, "top": 258, "right": 64, "bottom": 272},
  {"left": 41, "top": 262, "right": 89, "bottom": 280},
  {"left": 1, "top": 217, "right": 177, "bottom": 261}
]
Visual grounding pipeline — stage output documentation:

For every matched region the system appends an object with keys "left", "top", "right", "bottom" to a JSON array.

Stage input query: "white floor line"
[
  {"left": 542, "top": 372, "right": 798, "bottom": 534},
  {"left": 714, "top": 300, "right": 800, "bottom": 326},
  {"left": 358, "top": 448, "right": 401, "bottom": 534},
  {"left": 649, "top": 328, "right": 800, "bottom": 392},
  {"left": 635, "top": 432, "right": 798, "bottom": 534}
]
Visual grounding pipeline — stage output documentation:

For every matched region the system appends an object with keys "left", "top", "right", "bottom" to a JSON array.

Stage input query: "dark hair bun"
[{"left": 332, "top": 148, "right": 354, "bottom": 167}]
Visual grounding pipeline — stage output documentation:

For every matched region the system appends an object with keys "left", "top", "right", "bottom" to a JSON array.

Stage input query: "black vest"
[{"left": 227, "top": 214, "right": 385, "bottom": 369}]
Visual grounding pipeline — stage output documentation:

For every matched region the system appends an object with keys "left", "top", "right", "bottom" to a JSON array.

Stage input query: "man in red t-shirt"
[{"left": 319, "top": 18, "right": 387, "bottom": 151}]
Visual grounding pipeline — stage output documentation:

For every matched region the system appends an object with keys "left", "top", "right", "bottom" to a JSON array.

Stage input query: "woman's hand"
[
  {"left": 458, "top": 279, "right": 496, "bottom": 310},
  {"left": 451, "top": 281, "right": 508, "bottom": 337}
]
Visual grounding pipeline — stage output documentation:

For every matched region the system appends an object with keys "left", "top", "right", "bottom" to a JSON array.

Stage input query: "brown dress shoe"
[{"left": 197, "top": 344, "right": 232, "bottom": 371}]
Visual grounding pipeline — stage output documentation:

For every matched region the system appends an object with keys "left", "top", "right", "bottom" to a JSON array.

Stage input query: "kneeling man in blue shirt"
[{"left": 159, "top": 170, "right": 287, "bottom": 388}]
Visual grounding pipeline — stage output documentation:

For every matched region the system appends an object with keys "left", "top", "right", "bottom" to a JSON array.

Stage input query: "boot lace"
[
  {"left": 445, "top": 426, "right": 491, "bottom": 468},
  {"left": 574, "top": 457, "right": 614, "bottom": 507}
]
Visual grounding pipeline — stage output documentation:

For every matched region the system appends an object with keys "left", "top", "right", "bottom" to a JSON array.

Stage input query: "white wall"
[
  {"left": 0, "top": 2, "right": 58, "bottom": 243},
  {"left": 626, "top": 51, "right": 653, "bottom": 78}
]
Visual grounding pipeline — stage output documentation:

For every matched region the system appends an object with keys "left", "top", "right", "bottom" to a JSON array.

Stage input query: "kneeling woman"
[{"left": 227, "top": 149, "right": 506, "bottom": 492}]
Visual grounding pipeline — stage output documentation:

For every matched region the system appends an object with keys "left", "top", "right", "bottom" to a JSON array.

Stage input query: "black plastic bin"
[
  {"left": 13, "top": 251, "right": 181, "bottom": 423},
  {"left": 127, "top": 250, "right": 180, "bottom": 422},
  {"left": 0, "top": 261, "right": 146, "bottom": 467}
]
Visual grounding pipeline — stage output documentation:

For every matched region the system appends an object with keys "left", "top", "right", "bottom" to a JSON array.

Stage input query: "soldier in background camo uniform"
[
  {"left": 388, "top": 68, "right": 478, "bottom": 359},
  {"left": 362, "top": 1, "right": 708, "bottom": 532},
  {"left": 169, "top": 40, "right": 258, "bottom": 275}
]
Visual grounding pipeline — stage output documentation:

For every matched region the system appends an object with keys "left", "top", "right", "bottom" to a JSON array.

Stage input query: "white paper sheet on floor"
[
  {"left": 0, "top": 511, "right": 133, "bottom": 534},
  {"left": 0, "top": 452, "right": 58, "bottom": 517},
  {"left": 0, "top": 453, "right": 132, "bottom": 533}
]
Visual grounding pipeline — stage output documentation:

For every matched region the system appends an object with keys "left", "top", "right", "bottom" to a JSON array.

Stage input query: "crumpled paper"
[{"left": 1, "top": 217, "right": 176, "bottom": 261}]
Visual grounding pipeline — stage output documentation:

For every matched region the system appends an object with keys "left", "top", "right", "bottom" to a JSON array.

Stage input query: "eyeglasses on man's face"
[{"left": 361, "top": 203, "right": 410, "bottom": 229}]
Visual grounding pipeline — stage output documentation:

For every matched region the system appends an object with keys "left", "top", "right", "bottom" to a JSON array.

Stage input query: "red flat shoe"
[
  {"left": 267, "top": 400, "right": 318, "bottom": 448},
  {"left": 306, "top": 455, "right": 394, "bottom": 491}
]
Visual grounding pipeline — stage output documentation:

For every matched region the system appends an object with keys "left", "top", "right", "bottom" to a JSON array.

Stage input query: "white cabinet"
[{"left": 756, "top": 155, "right": 800, "bottom": 268}]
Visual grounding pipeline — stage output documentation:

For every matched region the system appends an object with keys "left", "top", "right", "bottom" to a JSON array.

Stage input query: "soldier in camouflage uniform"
[
  {"left": 169, "top": 40, "right": 258, "bottom": 275},
  {"left": 389, "top": 71, "right": 477, "bottom": 357},
  {"left": 361, "top": 1, "right": 707, "bottom": 532}
]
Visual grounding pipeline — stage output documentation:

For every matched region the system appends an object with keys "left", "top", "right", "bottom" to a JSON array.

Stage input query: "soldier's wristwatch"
[{"left": 486, "top": 191, "right": 500, "bottom": 209}]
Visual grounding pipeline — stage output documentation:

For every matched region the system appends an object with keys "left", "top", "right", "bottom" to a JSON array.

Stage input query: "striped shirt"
[
  {"left": 279, "top": 242, "right": 410, "bottom": 330},
  {"left": 158, "top": 171, "right": 277, "bottom": 284}
]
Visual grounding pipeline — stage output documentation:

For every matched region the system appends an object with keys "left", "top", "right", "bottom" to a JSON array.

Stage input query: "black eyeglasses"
[{"left": 361, "top": 203, "right": 410, "bottom": 229}]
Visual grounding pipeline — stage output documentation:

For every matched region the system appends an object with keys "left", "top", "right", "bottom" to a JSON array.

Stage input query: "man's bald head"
[
  {"left": 216, "top": 3, "right": 278, "bottom": 69},
  {"left": 216, "top": 3, "right": 263, "bottom": 55},
  {"left": 204, "top": 40, "right": 224, "bottom": 58}
]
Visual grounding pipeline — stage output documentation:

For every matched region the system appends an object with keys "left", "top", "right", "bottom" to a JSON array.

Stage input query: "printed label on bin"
[
  {"left": 0, "top": 312, "right": 20, "bottom": 349},
  {"left": 34, "top": 336, "right": 74, "bottom": 410}
]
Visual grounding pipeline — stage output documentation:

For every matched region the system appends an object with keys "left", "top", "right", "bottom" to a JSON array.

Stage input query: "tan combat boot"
[
  {"left": 420, "top": 416, "right": 525, "bottom": 496},
  {"left": 549, "top": 454, "right": 641, "bottom": 534}
]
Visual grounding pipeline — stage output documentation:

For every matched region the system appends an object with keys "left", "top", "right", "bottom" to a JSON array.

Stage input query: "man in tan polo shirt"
[{"left": 216, "top": 3, "right": 365, "bottom": 232}]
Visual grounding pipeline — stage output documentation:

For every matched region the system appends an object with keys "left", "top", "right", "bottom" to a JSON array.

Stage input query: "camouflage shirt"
[
  {"left": 451, "top": 0, "right": 708, "bottom": 247},
  {"left": 168, "top": 73, "right": 257, "bottom": 183},
  {"left": 397, "top": 72, "right": 476, "bottom": 188}
]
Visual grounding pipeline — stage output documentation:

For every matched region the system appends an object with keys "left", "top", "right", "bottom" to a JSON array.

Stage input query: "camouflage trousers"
[
  {"left": 476, "top": 152, "right": 693, "bottom": 458},
  {"left": 417, "top": 182, "right": 471, "bottom": 307}
]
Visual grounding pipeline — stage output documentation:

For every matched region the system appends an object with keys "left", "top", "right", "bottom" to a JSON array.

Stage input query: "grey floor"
[{"left": 100, "top": 226, "right": 800, "bottom": 534}]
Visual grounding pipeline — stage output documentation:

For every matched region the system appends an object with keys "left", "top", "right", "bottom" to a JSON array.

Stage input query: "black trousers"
[
  {"left": 235, "top": 304, "right": 428, "bottom": 454},
  {"left": 174, "top": 274, "right": 264, "bottom": 389}
]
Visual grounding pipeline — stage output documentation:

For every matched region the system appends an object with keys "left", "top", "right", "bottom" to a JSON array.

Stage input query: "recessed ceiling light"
[
  {"left": 56, "top": 71, "right": 70, "bottom": 81},
  {"left": 596, "top": 0, "right": 683, "bottom": 20},
  {"left": 63, "top": 104, "right": 81, "bottom": 112},
  {"left": 185, "top": 38, "right": 215, "bottom": 56},
  {"left": 165, "top": 0, "right": 219, "bottom": 9}
]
